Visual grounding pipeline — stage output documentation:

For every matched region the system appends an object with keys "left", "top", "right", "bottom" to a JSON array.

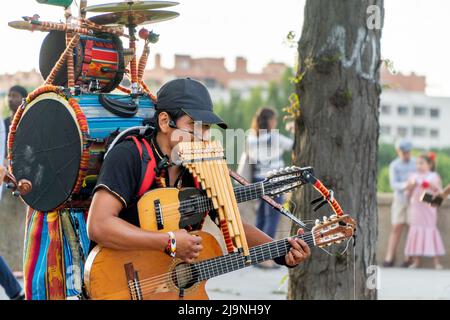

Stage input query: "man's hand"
[
  {"left": 285, "top": 228, "right": 311, "bottom": 267},
  {"left": 172, "top": 229, "right": 203, "bottom": 263}
]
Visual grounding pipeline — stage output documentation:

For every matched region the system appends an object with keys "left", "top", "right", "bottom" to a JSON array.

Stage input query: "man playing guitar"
[{"left": 87, "top": 78, "right": 310, "bottom": 270}]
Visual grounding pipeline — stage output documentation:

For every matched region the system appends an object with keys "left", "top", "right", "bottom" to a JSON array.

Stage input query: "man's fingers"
[
  {"left": 290, "top": 248, "right": 304, "bottom": 261},
  {"left": 298, "top": 239, "right": 310, "bottom": 256},
  {"left": 288, "top": 238, "right": 301, "bottom": 251},
  {"left": 286, "top": 252, "right": 295, "bottom": 265},
  {"left": 195, "top": 236, "right": 203, "bottom": 244},
  {"left": 191, "top": 252, "right": 199, "bottom": 259}
]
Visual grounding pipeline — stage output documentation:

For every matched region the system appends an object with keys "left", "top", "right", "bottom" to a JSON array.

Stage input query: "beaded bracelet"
[{"left": 165, "top": 231, "right": 176, "bottom": 258}]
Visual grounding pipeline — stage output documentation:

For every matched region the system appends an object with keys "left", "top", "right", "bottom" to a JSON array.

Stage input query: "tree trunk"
[{"left": 288, "top": 0, "right": 384, "bottom": 300}]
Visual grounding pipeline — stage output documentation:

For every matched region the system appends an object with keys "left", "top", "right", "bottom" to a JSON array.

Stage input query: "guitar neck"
[
  {"left": 195, "top": 182, "right": 266, "bottom": 213},
  {"left": 194, "top": 233, "right": 315, "bottom": 282},
  {"left": 234, "top": 182, "right": 266, "bottom": 203}
]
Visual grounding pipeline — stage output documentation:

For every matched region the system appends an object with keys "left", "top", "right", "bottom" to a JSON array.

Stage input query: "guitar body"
[
  {"left": 138, "top": 187, "right": 205, "bottom": 232},
  {"left": 84, "top": 231, "right": 223, "bottom": 300}
]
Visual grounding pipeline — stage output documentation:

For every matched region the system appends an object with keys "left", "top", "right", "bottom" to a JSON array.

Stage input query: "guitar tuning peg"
[
  {"left": 330, "top": 214, "right": 337, "bottom": 220},
  {"left": 322, "top": 216, "right": 328, "bottom": 222},
  {"left": 315, "top": 219, "right": 321, "bottom": 226}
]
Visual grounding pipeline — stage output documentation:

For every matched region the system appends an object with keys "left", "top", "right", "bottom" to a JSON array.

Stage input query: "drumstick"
[
  {"left": 64, "top": 8, "right": 76, "bottom": 88},
  {"left": 138, "top": 44, "right": 150, "bottom": 82}
]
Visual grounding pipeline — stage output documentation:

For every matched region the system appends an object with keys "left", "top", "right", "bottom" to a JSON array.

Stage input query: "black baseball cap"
[{"left": 156, "top": 78, "right": 228, "bottom": 129}]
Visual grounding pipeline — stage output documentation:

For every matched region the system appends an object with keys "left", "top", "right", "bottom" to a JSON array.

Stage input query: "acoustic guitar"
[
  {"left": 138, "top": 166, "right": 314, "bottom": 232},
  {"left": 84, "top": 214, "right": 356, "bottom": 300}
]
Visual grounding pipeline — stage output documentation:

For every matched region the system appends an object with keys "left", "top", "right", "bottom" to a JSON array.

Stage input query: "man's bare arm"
[
  {"left": 87, "top": 188, "right": 168, "bottom": 251},
  {"left": 87, "top": 189, "right": 204, "bottom": 263}
]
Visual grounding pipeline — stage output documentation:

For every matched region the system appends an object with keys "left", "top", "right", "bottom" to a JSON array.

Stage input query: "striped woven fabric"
[{"left": 23, "top": 208, "right": 90, "bottom": 300}]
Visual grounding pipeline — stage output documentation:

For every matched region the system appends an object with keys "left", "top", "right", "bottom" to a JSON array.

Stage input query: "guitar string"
[
  {"left": 144, "top": 182, "right": 267, "bottom": 216},
  {"left": 95, "top": 235, "right": 312, "bottom": 299},
  {"left": 145, "top": 180, "right": 304, "bottom": 220},
  {"left": 352, "top": 237, "right": 356, "bottom": 300},
  {"left": 128, "top": 236, "right": 316, "bottom": 296},
  {"left": 115, "top": 234, "right": 316, "bottom": 291},
  {"left": 132, "top": 234, "right": 353, "bottom": 297},
  {"left": 140, "top": 185, "right": 308, "bottom": 228},
  {"left": 93, "top": 232, "right": 353, "bottom": 300},
  {"left": 107, "top": 221, "right": 341, "bottom": 294}
]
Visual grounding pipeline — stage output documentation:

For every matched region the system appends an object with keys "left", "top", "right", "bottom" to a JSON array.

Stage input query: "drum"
[
  {"left": 9, "top": 86, "right": 155, "bottom": 212},
  {"left": 39, "top": 30, "right": 124, "bottom": 93}
]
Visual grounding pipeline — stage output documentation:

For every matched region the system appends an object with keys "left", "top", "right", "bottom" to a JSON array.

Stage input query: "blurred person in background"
[
  {"left": 383, "top": 140, "right": 416, "bottom": 267},
  {"left": 5, "top": 85, "right": 27, "bottom": 139},
  {"left": 404, "top": 153, "right": 445, "bottom": 269},
  {"left": 246, "top": 107, "right": 293, "bottom": 269}
]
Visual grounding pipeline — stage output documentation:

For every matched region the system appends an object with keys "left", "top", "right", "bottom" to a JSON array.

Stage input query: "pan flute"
[{"left": 176, "top": 140, "right": 251, "bottom": 263}]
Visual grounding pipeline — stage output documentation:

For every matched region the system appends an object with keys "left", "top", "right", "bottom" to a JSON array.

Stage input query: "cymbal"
[
  {"left": 88, "top": 10, "right": 179, "bottom": 27},
  {"left": 8, "top": 21, "right": 36, "bottom": 31},
  {"left": 83, "top": 1, "right": 179, "bottom": 13}
]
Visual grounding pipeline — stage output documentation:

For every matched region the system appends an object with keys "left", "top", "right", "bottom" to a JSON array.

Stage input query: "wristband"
[{"left": 165, "top": 231, "right": 176, "bottom": 258}]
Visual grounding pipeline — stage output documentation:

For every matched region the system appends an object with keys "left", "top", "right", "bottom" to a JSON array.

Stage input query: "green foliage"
[
  {"left": 436, "top": 153, "right": 450, "bottom": 189},
  {"left": 378, "top": 143, "right": 396, "bottom": 171},
  {"left": 215, "top": 67, "right": 296, "bottom": 170},
  {"left": 377, "top": 166, "right": 391, "bottom": 193},
  {"left": 215, "top": 72, "right": 293, "bottom": 133}
]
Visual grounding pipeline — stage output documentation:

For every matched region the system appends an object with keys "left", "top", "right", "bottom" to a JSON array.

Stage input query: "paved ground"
[{"left": 2, "top": 266, "right": 450, "bottom": 300}]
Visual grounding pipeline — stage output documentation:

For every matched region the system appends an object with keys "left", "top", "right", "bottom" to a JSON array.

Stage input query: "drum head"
[
  {"left": 11, "top": 93, "right": 82, "bottom": 212},
  {"left": 40, "top": 31, "right": 78, "bottom": 86}
]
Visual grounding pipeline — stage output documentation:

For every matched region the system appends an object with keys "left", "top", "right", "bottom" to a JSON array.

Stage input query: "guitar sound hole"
[{"left": 171, "top": 263, "right": 198, "bottom": 290}]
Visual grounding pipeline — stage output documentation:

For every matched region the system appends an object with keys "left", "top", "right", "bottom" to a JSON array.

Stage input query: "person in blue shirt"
[{"left": 383, "top": 140, "right": 416, "bottom": 267}]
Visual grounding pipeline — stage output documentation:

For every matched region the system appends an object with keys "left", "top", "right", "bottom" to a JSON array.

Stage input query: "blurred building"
[
  {"left": 379, "top": 67, "right": 450, "bottom": 149},
  {"left": 0, "top": 69, "right": 42, "bottom": 94},
  {"left": 143, "top": 54, "right": 287, "bottom": 102}
]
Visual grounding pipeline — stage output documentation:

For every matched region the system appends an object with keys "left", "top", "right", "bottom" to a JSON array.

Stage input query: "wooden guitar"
[
  {"left": 84, "top": 214, "right": 356, "bottom": 300},
  {"left": 138, "top": 166, "right": 314, "bottom": 232}
]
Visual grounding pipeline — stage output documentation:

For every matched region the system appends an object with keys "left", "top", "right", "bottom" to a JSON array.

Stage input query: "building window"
[
  {"left": 430, "top": 108, "right": 440, "bottom": 118},
  {"left": 412, "top": 127, "right": 426, "bottom": 137},
  {"left": 413, "top": 106, "right": 426, "bottom": 116},
  {"left": 397, "top": 127, "right": 408, "bottom": 137},
  {"left": 397, "top": 105, "right": 408, "bottom": 116},
  {"left": 430, "top": 129, "right": 439, "bottom": 138},
  {"left": 204, "top": 78, "right": 217, "bottom": 88},
  {"left": 380, "top": 126, "right": 391, "bottom": 135},
  {"left": 381, "top": 104, "right": 391, "bottom": 115}
]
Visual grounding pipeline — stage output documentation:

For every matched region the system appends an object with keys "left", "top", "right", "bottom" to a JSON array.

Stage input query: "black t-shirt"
[{"left": 92, "top": 135, "right": 212, "bottom": 227}]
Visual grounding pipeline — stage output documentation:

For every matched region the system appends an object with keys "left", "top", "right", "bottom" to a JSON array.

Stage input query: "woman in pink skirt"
[{"left": 404, "top": 153, "right": 445, "bottom": 269}]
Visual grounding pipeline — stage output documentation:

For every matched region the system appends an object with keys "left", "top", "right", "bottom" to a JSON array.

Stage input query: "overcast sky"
[{"left": 1, "top": 0, "right": 450, "bottom": 96}]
